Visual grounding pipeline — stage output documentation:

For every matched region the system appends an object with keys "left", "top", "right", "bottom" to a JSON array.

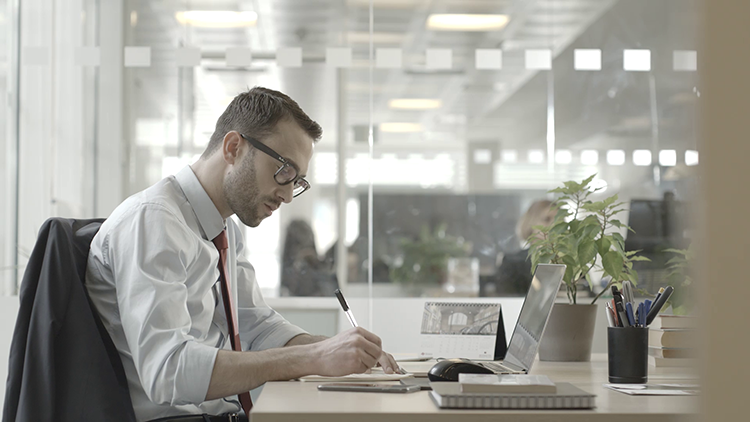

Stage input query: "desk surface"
[{"left": 251, "top": 354, "right": 698, "bottom": 422}]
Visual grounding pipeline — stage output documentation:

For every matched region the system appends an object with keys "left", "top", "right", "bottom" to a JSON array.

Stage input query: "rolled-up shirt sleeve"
[
  {"left": 233, "top": 225, "right": 308, "bottom": 351},
  {"left": 106, "top": 204, "right": 219, "bottom": 406}
]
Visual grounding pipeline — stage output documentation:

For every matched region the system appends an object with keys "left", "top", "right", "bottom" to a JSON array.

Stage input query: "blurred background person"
[
  {"left": 280, "top": 219, "right": 338, "bottom": 296},
  {"left": 483, "top": 200, "right": 555, "bottom": 296}
]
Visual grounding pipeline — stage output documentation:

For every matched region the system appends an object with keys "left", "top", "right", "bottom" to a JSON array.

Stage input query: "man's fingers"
[
  {"left": 359, "top": 349, "right": 379, "bottom": 369},
  {"left": 353, "top": 327, "right": 382, "bottom": 348},
  {"left": 355, "top": 334, "right": 383, "bottom": 362},
  {"left": 378, "top": 352, "right": 400, "bottom": 374}
]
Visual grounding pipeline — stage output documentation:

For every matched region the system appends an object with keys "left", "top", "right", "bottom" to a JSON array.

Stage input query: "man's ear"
[{"left": 222, "top": 131, "right": 242, "bottom": 165}]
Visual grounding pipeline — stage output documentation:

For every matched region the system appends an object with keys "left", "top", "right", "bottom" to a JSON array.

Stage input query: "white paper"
[
  {"left": 604, "top": 383, "right": 699, "bottom": 396},
  {"left": 300, "top": 368, "right": 413, "bottom": 382}
]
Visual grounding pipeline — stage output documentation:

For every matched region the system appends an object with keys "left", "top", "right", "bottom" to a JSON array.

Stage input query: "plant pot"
[{"left": 538, "top": 303, "right": 598, "bottom": 362}]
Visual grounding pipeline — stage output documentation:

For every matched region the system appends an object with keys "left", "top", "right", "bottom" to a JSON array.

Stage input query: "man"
[{"left": 86, "top": 87, "right": 398, "bottom": 421}]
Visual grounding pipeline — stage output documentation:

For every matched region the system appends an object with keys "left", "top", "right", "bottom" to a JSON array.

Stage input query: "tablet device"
[{"left": 317, "top": 383, "right": 420, "bottom": 393}]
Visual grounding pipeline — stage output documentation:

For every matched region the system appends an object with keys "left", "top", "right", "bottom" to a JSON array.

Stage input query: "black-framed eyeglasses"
[{"left": 239, "top": 133, "right": 310, "bottom": 197}]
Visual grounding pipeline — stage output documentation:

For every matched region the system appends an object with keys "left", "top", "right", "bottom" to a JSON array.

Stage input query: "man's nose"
[{"left": 277, "top": 184, "right": 293, "bottom": 204}]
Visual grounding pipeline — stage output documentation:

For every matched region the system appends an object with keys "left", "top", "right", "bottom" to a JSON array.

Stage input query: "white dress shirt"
[{"left": 86, "top": 166, "right": 307, "bottom": 421}]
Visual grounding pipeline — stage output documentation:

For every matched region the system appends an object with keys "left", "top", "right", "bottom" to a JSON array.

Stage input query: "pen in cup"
[
  {"left": 334, "top": 289, "right": 406, "bottom": 375},
  {"left": 605, "top": 302, "right": 616, "bottom": 327}
]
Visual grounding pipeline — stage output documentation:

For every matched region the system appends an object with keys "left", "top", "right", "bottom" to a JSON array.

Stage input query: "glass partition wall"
[
  {"left": 2, "top": 0, "right": 700, "bottom": 303},
  {"left": 359, "top": 0, "right": 700, "bottom": 300}
]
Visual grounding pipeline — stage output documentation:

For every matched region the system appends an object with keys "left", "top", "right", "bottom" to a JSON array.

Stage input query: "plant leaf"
[
  {"left": 602, "top": 251, "right": 624, "bottom": 280},
  {"left": 581, "top": 174, "right": 597, "bottom": 188},
  {"left": 597, "top": 237, "right": 612, "bottom": 256},
  {"left": 578, "top": 239, "right": 597, "bottom": 264}
]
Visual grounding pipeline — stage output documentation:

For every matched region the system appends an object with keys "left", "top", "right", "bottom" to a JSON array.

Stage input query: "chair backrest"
[{"left": 3, "top": 218, "right": 136, "bottom": 422}]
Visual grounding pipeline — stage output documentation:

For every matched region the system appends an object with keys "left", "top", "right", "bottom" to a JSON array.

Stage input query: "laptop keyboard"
[{"left": 480, "top": 361, "right": 523, "bottom": 374}]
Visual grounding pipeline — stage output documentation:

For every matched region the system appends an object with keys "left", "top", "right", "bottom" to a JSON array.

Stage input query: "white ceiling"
[{"left": 126, "top": 0, "right": 700, "bottom": 163}]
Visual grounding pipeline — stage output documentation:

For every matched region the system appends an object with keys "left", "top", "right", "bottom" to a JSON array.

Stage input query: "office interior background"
[
  {"left": 0, "top": 0, "right": 700, "bottom": 298},
  {"left": 2, "top": 0, "right": 748, "bottom": 418}
]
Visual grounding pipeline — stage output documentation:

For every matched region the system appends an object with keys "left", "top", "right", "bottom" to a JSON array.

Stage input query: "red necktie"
[{"left": 212, "top": 230, "right": 253, "bottom": 415}]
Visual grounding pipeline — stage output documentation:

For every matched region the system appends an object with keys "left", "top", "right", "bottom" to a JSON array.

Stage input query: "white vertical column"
[
  {"left": 2, "top": 0, "right": 21, "bottom": 294},
  {"left": 336, "top": 68, "right": 348, "bottom": 291},
  {"left": 53, "top": 0, "right": 86, "bottom": 217},
  {"left": 15, "top": 0, "right": 97, "bottom": 291},
  {"left": 17, "top": 0, "right": 54, "bottom": 279},
  {"left": 96, "top": 0, "right": 123, "bottom": 216}
]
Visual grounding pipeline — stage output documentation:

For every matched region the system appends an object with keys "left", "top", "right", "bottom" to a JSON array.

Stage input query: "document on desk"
[
  {"left": 299, "top": 368, "right": 414, "bottom": 382},
  {"left": 604, "top": 383, "right": 700, "bottom": 396}
]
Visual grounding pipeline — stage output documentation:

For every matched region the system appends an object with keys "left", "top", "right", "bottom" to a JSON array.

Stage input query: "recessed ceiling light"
[
  {"left": 427, "top": 14, "right": 510, "bottom": 31},
  {"left": 528, "top": 150, "right": 545, "bottom": 164},
  {"left": 388, "top": 99, "right": 442, "bottom": 110},
  {"left": 555, "top": 150, "right": 572, "bottom": 164},
  {"left": 685, "top": 150, "right": 699, "bottom": 166},
  {"left": 175, "top": 11, "right": 258, "bottom": 28},
  {"left": 633, "top": 150, "right": 652, "bottom": 166},
  {"left": 607, "top": 150, "right": 626, "bottom": 166},
  {"left": 379, "top": 122, "right": 423, "bottom": 133},
  {"left": 659, "top": 150, "right": 677, "bottom": 166},
  {"left": 501, "top": 150, "right": 517, "bottom": 164}
]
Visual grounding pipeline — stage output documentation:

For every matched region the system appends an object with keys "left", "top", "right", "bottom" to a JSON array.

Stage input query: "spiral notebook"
[{"left": 429, "top": 382, "right": 596, "bottom": 409}]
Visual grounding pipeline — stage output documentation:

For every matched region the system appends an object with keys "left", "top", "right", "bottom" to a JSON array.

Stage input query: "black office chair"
[{"left": 2, "top": 218, "right": 136, "bottom": 422}]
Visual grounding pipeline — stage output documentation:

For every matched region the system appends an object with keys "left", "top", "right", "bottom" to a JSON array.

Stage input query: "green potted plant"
[
  {"left": 662, "top": 247, "right": 695, "bottom": 315},
  {"left": 390, "top": 223, "right": 469, "bottom": 295},
  {"left": 528, "top": 174, "right": 649, "bottom": 361}
]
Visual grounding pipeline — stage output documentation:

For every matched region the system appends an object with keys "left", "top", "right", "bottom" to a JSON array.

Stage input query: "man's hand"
[
  {"left": 311, "top": 327, "right": 383, "bottom": 376},
  {"left": 376, "top": 351, "right": 400, "bottom": 374}
]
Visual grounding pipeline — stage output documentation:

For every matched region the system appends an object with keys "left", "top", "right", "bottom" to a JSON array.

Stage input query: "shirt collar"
[{"left": 175, "top": 165, "right": 225, "bottom": 241}]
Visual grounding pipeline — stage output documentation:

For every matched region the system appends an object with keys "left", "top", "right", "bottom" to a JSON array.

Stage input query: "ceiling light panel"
[
  {"left": 388, "top": 99, "right": 442, "bottom": 109},
  {"left": 427, "top": 14, "right": 510, "bottom": 31},
  {"left": 175, "top": 11, "right": 258, "bottom": 28}
]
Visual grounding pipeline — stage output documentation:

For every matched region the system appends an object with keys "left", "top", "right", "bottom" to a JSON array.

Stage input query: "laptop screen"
[{"left": 503, "top": 264, "right": 565, "bottom": 371}]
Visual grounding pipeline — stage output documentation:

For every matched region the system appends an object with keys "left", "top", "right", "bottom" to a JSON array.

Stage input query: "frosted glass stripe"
[{"left": 124, "top": 46, "right": 151, "bottom": 67}]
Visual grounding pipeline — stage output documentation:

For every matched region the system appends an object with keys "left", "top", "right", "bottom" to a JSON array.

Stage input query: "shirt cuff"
[
  {"left": 251, "top": 323, "right": 309, "bottom": 351},
  {"left": 175, "top": 341, "right": 220, "bottom": 405}
]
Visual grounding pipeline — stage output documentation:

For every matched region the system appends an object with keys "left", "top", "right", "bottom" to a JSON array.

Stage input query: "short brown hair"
[{"left": 201, "top": 86, "right": 322, "bottom": 159}]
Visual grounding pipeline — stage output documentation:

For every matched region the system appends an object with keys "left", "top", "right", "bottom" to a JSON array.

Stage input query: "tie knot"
[{"left": 212, "top": 229, "right": 228, "bottom": 251}]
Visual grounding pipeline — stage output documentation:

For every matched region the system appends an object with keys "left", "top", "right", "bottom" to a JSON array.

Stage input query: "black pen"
[
  {"left": 646, "top": 285, "right": 674, "bottom": 326},
  {"left": 652, "top": 287, "right": 665, "bottom": 310},
  {"left": 334, "top": 288, "right": 358, "bottom": 327},
  {"left": 612, "top": 286, "right": 626, "bottom": 327},
  {"left": 334, "top": 289, "right": 407, "bottom": 375}
]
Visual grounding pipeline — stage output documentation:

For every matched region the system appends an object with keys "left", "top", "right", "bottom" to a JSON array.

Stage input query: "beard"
[{"left": 224, "top": 151, "right": 272, "bottom": 227}]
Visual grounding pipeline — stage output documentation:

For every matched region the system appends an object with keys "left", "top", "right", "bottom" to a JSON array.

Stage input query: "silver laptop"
[{"left": 475, "top": 263, "right": 565, "bottom": 374}]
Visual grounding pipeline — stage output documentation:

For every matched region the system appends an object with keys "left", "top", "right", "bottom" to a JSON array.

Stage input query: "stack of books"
[{"left": 648, "top": 315, "right": 697, "bottom": 367}]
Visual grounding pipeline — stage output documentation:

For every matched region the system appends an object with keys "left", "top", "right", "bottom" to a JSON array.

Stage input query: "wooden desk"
[{"left": 251, "top": 355, "right": 698, "bottom": 422}]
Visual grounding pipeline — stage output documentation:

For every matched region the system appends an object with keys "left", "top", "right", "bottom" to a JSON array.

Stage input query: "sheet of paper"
[
  {"left": 604, "top": 384, "right": 699, "bottom": 396},
  {"left": 392, "top": 353, "right": 432, "bottom": 362},
  {"left": 299, "top": 368, "right": 414, "bottom": 382},
  {"left": 397, "top": 360, "right": 437, "bottom": 377}
]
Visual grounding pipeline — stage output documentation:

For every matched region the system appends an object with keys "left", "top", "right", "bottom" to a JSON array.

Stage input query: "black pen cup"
[{"left": 607, "top": 327, "right": 649, "bottom": 384}]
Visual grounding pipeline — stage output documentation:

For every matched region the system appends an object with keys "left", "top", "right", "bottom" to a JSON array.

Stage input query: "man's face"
[{"left": 224, "top": 119, "right": 314, "bottom": 227}]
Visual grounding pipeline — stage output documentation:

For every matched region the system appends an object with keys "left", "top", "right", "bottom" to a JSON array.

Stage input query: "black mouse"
[{"left": 427, "top": 358, "right": 494, "bottom": 382}]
